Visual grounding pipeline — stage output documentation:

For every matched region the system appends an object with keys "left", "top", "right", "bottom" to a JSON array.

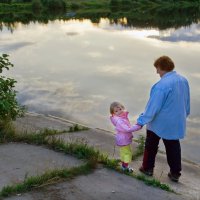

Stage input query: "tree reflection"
[{"left": 0, "top": 5, "right": 200, "bottom": 31}]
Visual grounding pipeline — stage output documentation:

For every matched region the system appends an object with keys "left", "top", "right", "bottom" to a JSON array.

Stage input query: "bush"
[{"left": 0, "top": 54, "right": 25, "bottom": 123}]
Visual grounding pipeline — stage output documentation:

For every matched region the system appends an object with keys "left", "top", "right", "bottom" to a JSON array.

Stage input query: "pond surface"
[{"left": 0, "top": 18, "right": 200, "bottom": 164}]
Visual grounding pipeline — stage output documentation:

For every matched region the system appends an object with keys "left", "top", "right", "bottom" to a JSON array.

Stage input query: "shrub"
[{"left": 0, "top": 54, "right": 25, "bottom": 123}]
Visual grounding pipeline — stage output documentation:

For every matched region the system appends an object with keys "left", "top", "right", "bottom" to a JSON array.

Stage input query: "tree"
[{"left": 0, "top": 54, "right": 25, "bottom": 123}]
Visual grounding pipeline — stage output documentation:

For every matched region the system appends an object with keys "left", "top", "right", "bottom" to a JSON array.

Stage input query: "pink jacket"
[{"left": 110, "top": 112, "right": 141, "bottom": 146}]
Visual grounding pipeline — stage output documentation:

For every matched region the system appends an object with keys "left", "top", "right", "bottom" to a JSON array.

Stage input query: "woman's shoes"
[
  {"left": 139, "top": 166, "right": 153, "bottom": 176},
  {"left": 168, "top": 172, "right": 181, "bottom": 182}
]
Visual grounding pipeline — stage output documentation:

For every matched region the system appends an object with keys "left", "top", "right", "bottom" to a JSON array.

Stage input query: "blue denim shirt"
[{"left": 137, "top": 71, "right": 190, "bottom": 140}]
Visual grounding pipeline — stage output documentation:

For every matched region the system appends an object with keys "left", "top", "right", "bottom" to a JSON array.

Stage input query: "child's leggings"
[{"left": 119, "top": 144, "right": 132, "bottom": 163}]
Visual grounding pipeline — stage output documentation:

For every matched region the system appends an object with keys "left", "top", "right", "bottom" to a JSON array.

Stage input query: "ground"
[{"left": 0, "top": 113, "right": 199, "bottom": 200}]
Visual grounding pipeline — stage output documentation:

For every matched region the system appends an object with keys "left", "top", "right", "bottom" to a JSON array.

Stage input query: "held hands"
[{"left": 131, "top": 124, "right": 142, "bottom": 132}]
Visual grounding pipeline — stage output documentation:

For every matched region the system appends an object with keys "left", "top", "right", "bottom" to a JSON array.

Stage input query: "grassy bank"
[{"left": 0, "top": 122, "right": 173, "bottom": 198}]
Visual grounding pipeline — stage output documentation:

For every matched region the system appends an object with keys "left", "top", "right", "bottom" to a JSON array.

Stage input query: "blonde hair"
[{"left": 110, "top": 101, "right": 125, "bottom": 114}]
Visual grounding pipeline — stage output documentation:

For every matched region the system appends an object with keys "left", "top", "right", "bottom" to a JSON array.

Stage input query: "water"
[{"left": 0, "top": 18, "right": 200, "bottom": 164}]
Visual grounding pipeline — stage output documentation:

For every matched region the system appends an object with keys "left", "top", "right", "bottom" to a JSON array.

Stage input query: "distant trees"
[
  {"left": 0, "top": 0, "right": 32, "bottom": 2},
  {"left": 0, "top": 0, "right": 67, "bottom": 11},
  {"left": 31, "top": 0, "right": 42, "bottom": 10},
  {"left": 41, "top": 0, "right": 66, "bottom": 11}
]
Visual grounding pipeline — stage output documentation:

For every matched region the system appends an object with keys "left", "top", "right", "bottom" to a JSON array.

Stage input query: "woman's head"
[
  {"left": 110, "top": 102, "right": 125, "bottom": 116},
  {"left": 154, "top": 56, "right": 175, "bottom": 72}
]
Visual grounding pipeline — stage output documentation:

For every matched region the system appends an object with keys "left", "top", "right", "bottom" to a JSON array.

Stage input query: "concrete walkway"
[
  {"left": 6, "top": 168, "right": 185, "bottom": 200},
  {"left": 0, "top": 143, "right": 84, "bottom": 190},
  {"left": 2, "top": 112, "right": 199, "bottom": 200}
]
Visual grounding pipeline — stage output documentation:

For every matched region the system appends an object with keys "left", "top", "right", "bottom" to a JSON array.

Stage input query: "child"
[{"left": 110, "top": 101, "right": 142, "bottom": 172}]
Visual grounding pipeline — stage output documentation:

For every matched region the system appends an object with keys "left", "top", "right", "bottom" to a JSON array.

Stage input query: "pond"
[{"left": 0, "top": 17, "right": 200, "bottom": 164}]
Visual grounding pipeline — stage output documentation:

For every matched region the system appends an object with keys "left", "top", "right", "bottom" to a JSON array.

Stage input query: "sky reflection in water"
[{"left": 1, "top": 19, "right": 200, "bottom": 163}]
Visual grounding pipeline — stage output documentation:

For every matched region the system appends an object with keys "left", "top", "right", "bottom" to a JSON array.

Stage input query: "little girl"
[{"left": 110, "top": 101, "right": 142, "bottom": 172}]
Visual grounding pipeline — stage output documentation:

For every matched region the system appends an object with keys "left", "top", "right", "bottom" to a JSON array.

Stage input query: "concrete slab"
[
  {"left": 0, "top": 143, "right": 84, "bottom": 190},
  {"left": 56, "top": 128, "right": 122, "bottom": 158},
  {"left": 5, "top": 168, "right": 186, "bottom": 200},
  {"left": 13, "top": 113, "right": 74, "bottom": 133}
]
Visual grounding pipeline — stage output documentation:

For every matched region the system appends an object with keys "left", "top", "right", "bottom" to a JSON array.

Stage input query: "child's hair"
[{"left": 110, "top": 101, "right": 125, "bottom": 114}]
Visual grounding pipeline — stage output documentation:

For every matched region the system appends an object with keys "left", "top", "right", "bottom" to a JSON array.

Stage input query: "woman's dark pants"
[{"left": 142, "top": 130, "right": 182, "bottom": 175}]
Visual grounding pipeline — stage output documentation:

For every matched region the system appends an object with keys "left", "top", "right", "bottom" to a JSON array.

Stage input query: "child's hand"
[{"left": 131, "top": 124, "right": 142, "bottom": 132}]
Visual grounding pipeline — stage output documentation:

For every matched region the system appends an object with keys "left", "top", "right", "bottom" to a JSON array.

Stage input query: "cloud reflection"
[
  {"left": 87, "top": 52, "right": 102, "bottom": 58},
  {"left": 0, "top": 42, "right": 34, "bottom": 52},
  {"left": 190, "top": 73, "right": 200, "bottom": 79},
  {"left": 66, "top": 32, "right": 79, "bottom": 36},
  {"left": 17, "top": 79, "right": 107, "bottom": 121},
  {"left": 148, "top": 24, "right": 200, "bottom": 42},
  {"left": 98, "top": 65, "right": 132, "bottom": 75}
]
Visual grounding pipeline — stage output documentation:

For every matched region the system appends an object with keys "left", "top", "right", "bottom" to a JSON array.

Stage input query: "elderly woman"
[{"left": 137, "top": 56, "right": 190, "bottom": 182}]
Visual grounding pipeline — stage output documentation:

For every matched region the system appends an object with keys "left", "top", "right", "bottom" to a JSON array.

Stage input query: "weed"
[
  {"left": 68, "top": 124, "right": 89, "bottom": 132},
  {"left": 132, "top": 135, "right": 145, "bottom": 160}
]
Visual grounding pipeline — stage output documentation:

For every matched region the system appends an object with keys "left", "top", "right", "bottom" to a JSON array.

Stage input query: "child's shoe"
[{"left": 121, "top": 166, "right": 133, "bottom": 173}]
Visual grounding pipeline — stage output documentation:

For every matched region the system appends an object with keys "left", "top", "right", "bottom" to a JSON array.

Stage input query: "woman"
[{"left": 137, "top": 56, "right": 190, "bottom": 182}]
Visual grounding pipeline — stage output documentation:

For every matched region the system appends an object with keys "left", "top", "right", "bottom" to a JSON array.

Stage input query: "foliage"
[
  {"left": 0, "top": 54, "right": 25, "bottom": 124},
  {"left": 68, "top": 124, "right": 89, "bottom": 132},
  {"left": 1, "top": 0, "right": 200, "bottom": 31},
  {"left": 41, "top": 0, "right": 66, "bottom": 11},
  {"left": 132, "top": 135, "right": 145, "bottom": 160},
  {"left": 0, "top": 119, "right": 16, "bottom": 143},
  {"left": 31, "top": 0, "right": 42, "bottom": 11}
]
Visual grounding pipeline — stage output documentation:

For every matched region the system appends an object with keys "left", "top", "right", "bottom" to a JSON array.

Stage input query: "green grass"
[
  {"left": 134, "top": 173, "right": 173, "bottom": 192},
  {"left": 132, "top": 135, "right": 145, "bottom": 160},
  {"left": 0, "top": 161, "right": 96, "bottom": 198},
  {"left": 68, "top": 124, "right": 89, "bottom": 132}
]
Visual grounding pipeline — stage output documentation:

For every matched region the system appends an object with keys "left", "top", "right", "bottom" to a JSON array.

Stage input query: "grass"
[
  {"left": 132, "top": 135, "right": 145, "bottom": 160},
  {"left": 0, "top": 161, "right": 96, "bottom": 198},
  {"left": 0, "top": 121, "right": 174, "bottom": 198},
  {"left": 133, "top": 173, "right": 173, "bottom": 192},
  {"left": 68, "top": 124, "right": 89, "bottom": 132}
]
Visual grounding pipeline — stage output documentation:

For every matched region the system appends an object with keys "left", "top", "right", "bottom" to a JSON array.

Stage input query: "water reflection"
[
  {"left": 148, "top": 24, "right": 200, "bottom": 42},
  {"left": 0, "top": 42, "right": 34, "bottom": 52},
  {"left": 1, "top": 5, "right": 200, "bottom": 32},
  {"left": 1, "top": 19, "right": 200, "bottom": 164}
]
